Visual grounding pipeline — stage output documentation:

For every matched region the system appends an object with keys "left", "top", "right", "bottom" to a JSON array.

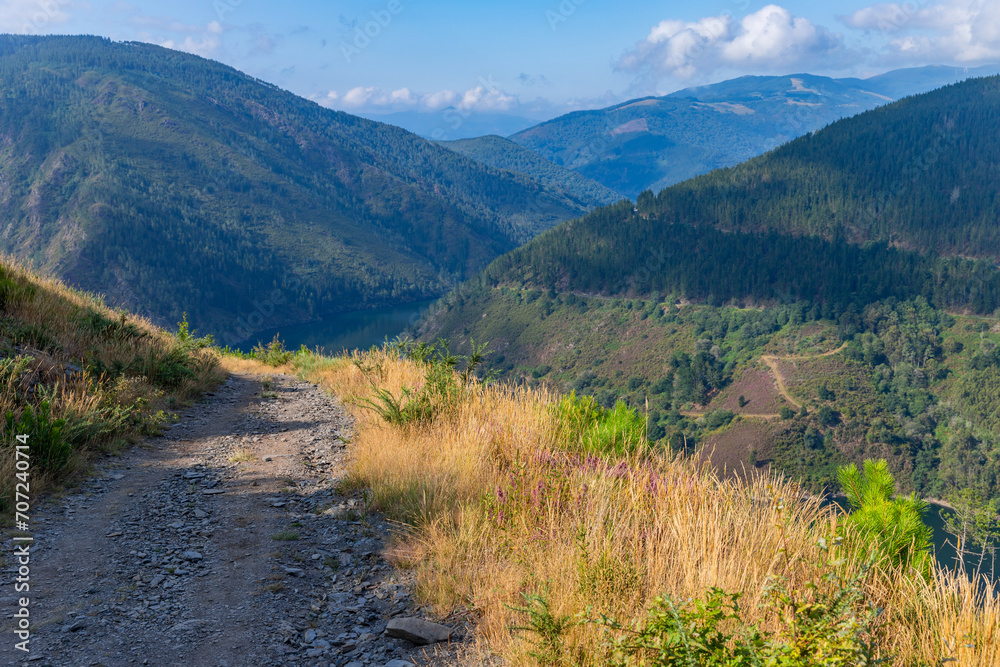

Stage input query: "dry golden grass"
[
  {"left": 217, "top": 355, "right": 295, "bottom": 376},
  {"left": 293, "top": 347, "right": 1000, "bottom": 666},
  {"left": 228, "top": 447, "right": 257, "bottom": 463},
  {"left": 0, "top": 257, "right": 224, "bottom": 514}
]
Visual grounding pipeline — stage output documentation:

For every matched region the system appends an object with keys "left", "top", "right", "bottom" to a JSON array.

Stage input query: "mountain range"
[
  {"left": 502, "top": 65, "right": 1000, "bottom": 198},
  {"left": 360, "top": 109, "right": 539, "bottom": 141},
  {"left": 421, "top": 75, "right": 1000, "bottom": 502},
  {"left": 0, "top": 35, "right": 598, "bottom": 342}
]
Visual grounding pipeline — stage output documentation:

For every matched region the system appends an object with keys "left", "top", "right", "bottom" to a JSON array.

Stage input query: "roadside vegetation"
[
  {"left": 287, "top": 341, "right": 1000, "bottom": 666},
  {"left": 0, "top": 258, "right": 223, "bottom": 516},
  {"left": 8, "top": 258, "right": 999, "bottom": 664},
  {"left": 423, "top": 287, "right": 1000, "bottom": 507}
]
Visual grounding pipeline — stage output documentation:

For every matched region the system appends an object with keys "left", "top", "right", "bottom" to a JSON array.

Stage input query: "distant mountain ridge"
[
  {"left": 440, "top": 74, "right": 1000, "bottom": 335},
  {"left": 361, "top": 109, "right": 539, "bottom": 140},
  {"left": 0, "top": 35, "right": 596, "bottom": 342},
  {"left": 504, "top": 65, "right": 1000, "bottom": 198},
  {"left": 437, "top": 135, "right": 624, "bottom": 207}
]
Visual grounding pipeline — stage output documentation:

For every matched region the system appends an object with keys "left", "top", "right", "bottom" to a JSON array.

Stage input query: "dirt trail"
[
  {"left": 759, "top": 343, "right": 847, "bottom": 410},
  {"left": 2, "top": 373, "right": 479, "bottom": 667},
  {"left": 681, "top": 343, "right": 847, "bottom": 419}
]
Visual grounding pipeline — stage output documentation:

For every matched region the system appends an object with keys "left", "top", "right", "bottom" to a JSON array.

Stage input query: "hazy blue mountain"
[
  {"left": 361, "top": 109, "right": 540, "bottom": 140},
  {"left": 847, "top": 64, "right": 1000, "bottom": 99},
  {"left": 438, "top": 135, "right": 624, "bottom": 207},
  {"left": 507, "top": 66, "right": 1000, "bottom": 198}
]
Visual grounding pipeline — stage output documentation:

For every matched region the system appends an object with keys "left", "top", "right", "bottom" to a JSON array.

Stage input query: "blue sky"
[{"left": 5, "top": 0, "right": 1000, "bottom": 120}]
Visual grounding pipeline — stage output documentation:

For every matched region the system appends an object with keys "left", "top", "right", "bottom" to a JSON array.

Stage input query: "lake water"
[
  {"left": 925, "top": 502, "right": 999, "bottom": 582},
  {"left": 235, "top": 299, "right": 436, "bottom": 356}
]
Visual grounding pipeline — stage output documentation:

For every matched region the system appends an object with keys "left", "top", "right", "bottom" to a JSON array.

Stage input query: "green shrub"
[
  {"left": 780, "top": 406, "right": 796, "bottom": 420},
  {"left": 818, "top": 405, "right": 839, "bottom": 426},
  {"left": 175, "top": 313, "right": 214, "bottom": 350},
  {"left": 510, "top": 593, "right": 586, "bottom": 665},
  {"left": 552, "top": 392, "right": 646, "bottom": 455},
  {"left": 139, "top": 346, "right": 197, "bottom": 388},
  {"left": 357, "top": 338, "right": 489, "bottom": 426},
  {"left": 704, "top": 409, "right": 734, "bottom": 430},
  {"left": 80, "top": 310, "right": 148, "bottom": 343},
  {"left": 838, "top": 459, "right": 933, "bottom": 578},
  {"left": 514, "top": 547, "right": 882, "bottom": 667},
  {"left": 250, "top": 334, "right": 293, "bottom": 366},
  {"left": 4, "top": 401, "right": 71, "bottom": 472},
  {"left": 597, "top": 562, "right": 880, "bottom": 665}
]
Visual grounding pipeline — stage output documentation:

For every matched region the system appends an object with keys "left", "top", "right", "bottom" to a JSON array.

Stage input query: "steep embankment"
[
  {"left": 0, "top": 257, "right": 221, "bottom": 510},
  {"left": 286, "top": 344, "right": 1000, "bottom": 666}
]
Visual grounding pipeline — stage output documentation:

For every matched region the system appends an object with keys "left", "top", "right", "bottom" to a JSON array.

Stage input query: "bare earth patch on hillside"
[
  {"left": 707, "top": 367, "right": 790, "bottom": 415},
  {"left": 700, "top": 420, "right": 783, "bottom": 475}
]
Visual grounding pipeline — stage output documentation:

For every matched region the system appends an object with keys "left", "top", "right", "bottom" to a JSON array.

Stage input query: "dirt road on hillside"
[
  {"left": 760, "top": 343, "right": 847, "bottom": 410},
  {"left": 2, "top": 374, "right": 481, "bottom": 667}
]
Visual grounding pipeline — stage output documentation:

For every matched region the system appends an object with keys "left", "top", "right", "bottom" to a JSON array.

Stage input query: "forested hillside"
[
  {"left": 480, "top": 77, "right": 1000, "bottom": 310},
  {"left": 0, "top": 35, "right": 593, "bottom": 342},
  {"left": 651, "top": 75, "right": 1000, "bottom": 260},
  {"left": 438, "top": 135, "right": 624, "bottom": 207},
  {"left": 422, "top": 76, "right": 1000, "bottom": 506}
]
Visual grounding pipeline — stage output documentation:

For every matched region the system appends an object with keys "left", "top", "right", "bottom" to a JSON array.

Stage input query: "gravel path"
[{"left": 2, "top": 373, "right": 483, "bottom": 667}]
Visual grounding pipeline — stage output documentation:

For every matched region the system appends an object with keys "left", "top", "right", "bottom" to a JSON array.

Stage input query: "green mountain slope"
[
  {"left": 509, "top": 74, "right": 893, "bottom": 198},
  {"left": 477, "top": 76, "right": 1000, "bottom": 312},
  {"left": 508, "top": 68, "right": 999, "bottom": 199},
  {"left": 438, "top": 135, "right": 624, "bottom": 207},
  {"left": 421, "top": 76, "right": 1000, "bottom": 503},
  {"left": 0, "top": 35, "right": 593, "bottom": 344},
  {"left": 648, "top": 75, "right": 1000, "bottom": 261}
]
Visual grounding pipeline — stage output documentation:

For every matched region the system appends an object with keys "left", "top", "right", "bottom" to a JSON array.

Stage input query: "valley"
[{"left": 5, "top": 14, "right": 1000, "bottom": 665}]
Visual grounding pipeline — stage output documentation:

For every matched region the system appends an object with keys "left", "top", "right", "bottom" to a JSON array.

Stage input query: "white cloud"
[
  {"left": 0, "top": 0, "right": 74, "bottom": 34},
  {"left": 423, "top": 89, "right": 458, "bottom": 109},
  {"left": 324, "top": 85, "right": 517, "bottom": 112},
  {"left": 341, "top": 86, "right": 380, "bottom": 107},
  {"left": 460, "top": 85, "right": 516, "bottom": 111},
  {"left": 842, "top": 0, "right": 1000, "bottom": 63},
  {"left": 389, "top": 87, "right": 417, "bottom": 104},
  {"left": 159, "top": 30, "right": 221, "bottom": 58},
  {"left": 618, "top": 5, "right": 844, "bottom": 80}
]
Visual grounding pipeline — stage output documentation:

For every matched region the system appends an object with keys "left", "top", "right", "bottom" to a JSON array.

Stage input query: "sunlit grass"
[{"left": 293, "top": 347, "right": 1000, "bottom": 666}]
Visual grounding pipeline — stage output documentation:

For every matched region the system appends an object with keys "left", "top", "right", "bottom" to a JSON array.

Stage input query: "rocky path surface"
[{"left": 2, "top": 373, "right": 479, "bottom": 667}]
